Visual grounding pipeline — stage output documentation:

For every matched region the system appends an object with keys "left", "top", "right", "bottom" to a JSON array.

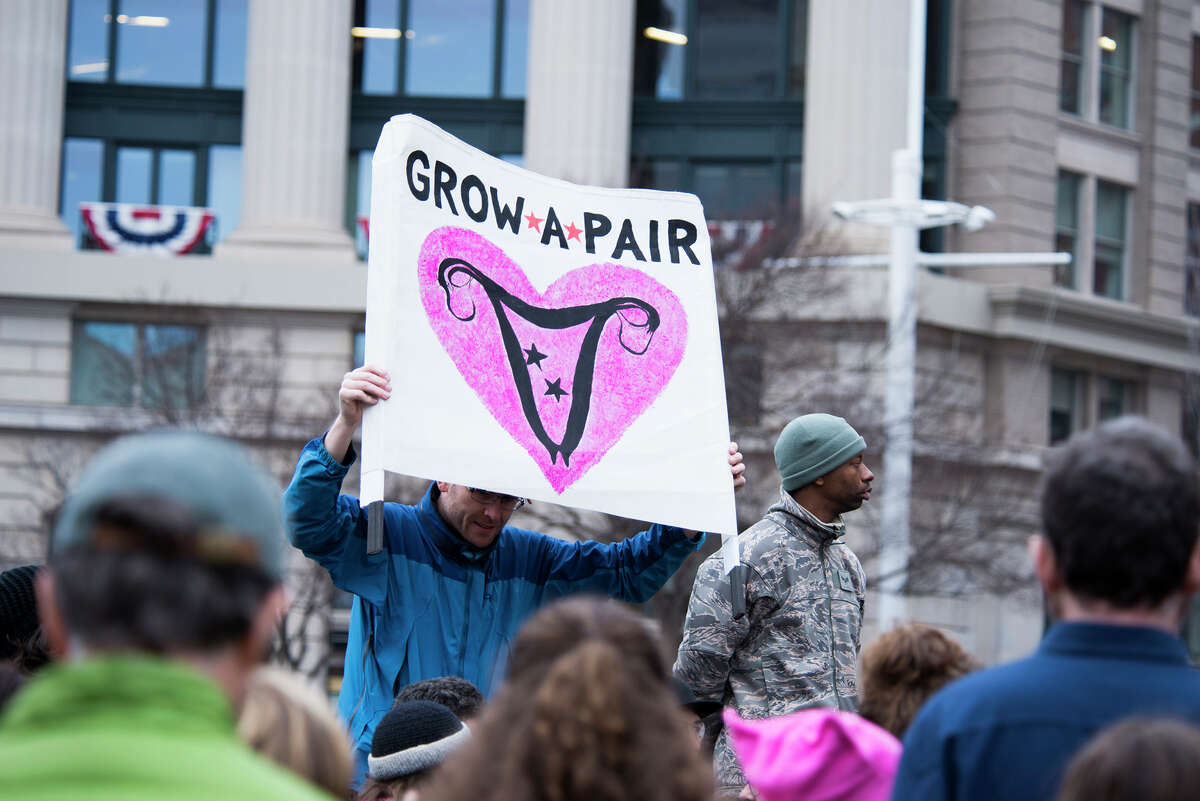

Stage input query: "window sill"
[{"left": 1057, "top": 113, "right": 1141, "bottom": 149}]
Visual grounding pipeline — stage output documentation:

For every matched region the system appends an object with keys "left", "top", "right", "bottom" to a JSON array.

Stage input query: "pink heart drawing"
[{"left": 419, "top": 226, "right": 688, "bottom": 493}]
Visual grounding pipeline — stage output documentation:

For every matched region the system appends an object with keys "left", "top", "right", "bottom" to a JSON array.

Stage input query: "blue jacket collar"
[
  {"left": 417, "top": 483, "right": 500, "bottom": 563},
  {"left": 1040, "top": 621, "right": 1190, "bottom": 665}
]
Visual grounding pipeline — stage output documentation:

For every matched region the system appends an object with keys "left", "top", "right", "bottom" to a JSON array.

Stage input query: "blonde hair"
[{"left": 237, "top": 665, "right": 353, "bottom": 798}]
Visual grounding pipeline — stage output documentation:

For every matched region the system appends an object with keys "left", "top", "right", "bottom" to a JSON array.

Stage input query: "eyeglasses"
[{"left": 467, "top": 487, "right": 527, "bottom": 511}]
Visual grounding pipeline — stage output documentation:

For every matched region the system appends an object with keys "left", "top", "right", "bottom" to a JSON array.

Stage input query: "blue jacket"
[
  {"left": 891, "top": 622, "right": 1200, "bottom": 801},
  {"left": 282, "top": 436, "right": 704, "bottom": 753}
]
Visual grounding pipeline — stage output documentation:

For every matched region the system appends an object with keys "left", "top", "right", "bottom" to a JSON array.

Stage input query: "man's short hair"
[
  {"left": 1040, "top": 416, "right": 1200, "bottom": 608},
  {"left": 51, "top": 497, "right": 276, "bottom": 653},
  {"left": 395, "top": 676, "right": 484, "bottom": 720}
]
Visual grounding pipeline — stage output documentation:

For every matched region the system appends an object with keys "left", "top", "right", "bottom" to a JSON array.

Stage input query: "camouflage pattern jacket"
[{"left": 674, "top": 488, "right": 867, "bottom": 793}]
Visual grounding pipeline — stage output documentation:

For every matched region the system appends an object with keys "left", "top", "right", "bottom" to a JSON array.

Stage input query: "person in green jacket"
[{"left": 0, "top": 431, "right": 340, "bottom": 801}]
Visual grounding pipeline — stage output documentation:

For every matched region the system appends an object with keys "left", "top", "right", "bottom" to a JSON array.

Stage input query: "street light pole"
[{"left": 876, "top": 0, "right": 928, "bottom": 629}]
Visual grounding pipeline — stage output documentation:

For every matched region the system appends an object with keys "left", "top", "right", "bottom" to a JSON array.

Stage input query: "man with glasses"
[{"left": 284, "top": 365, "right": 745, "bottom": 789}]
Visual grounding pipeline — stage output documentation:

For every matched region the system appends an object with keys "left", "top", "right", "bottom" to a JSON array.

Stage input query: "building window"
[
  {"left": 1187, "top": 203, "right": 1200, "bottom": 317},
  {"left": 67, "top": 0, "right": 248, "bottom": 88},
  {"left": 1097, "top": 375, "right": 1132, "bottom": 421},
  {"left": 1050, "top": 367, "right": 1083, "bottom": 444},
  {"left": 59, "top": 139, "right": 243, "bottom": 246},
  {"left": 1093, "top": 179, "right": 1128, "bottom": 300},
  {"left": 1060, "top": 0, "right": 1086, "bottom": 114},
  {"left": 116, "top": 145, "right": 197, "bottom": 205},
  {"left": 1192, "top": 37, "right": 1200, "bottom": 149},
  {"left": 351, "top": 0, "right": 527, "bottom": 98},
  {"left": 353, "top": 330, "right": 366, "bottom": 368},
  {"left": 1050, "top": 367, "right": 1139, "bottom": 444},
  {"left": 633, "top": 0, "right": 807, "bottom": 100},
  {"left": 1059, "top": 1, "right": 1136, "bottom": 130},
  {"left": 1055, "top": 170, "right": 1082, "bottom": 289},
  {"left": 1051, "top": 170, "right": 1131, "bottom": 300},
  {"left": 70, "top": 320, "right": 206, "bottom": 408}
]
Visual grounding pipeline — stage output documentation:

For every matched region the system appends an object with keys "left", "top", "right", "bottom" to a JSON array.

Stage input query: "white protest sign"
[{"left": 361, "top": 114, "right": 737, "bottom": 541}]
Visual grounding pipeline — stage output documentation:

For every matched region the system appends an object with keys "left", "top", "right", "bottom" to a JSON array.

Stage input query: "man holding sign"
[
  {"left": 283, "top": 114, "right": 744, "bottom": 788},
  {"left": 285, "top": 368, "right": 742, "bottom": 786}
]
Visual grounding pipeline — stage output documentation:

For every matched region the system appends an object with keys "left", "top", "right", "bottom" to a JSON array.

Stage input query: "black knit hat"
[
  {"left": 368, "top": 700, "right": 470, "bottom": 781},
  {"left": 0, "top": 566, "right": 40, "bottom": 658}
]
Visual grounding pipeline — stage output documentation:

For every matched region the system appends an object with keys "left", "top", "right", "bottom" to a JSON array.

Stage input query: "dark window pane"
[
  {"left": 1098, "top": 8, "right": 1133, "bottom": 128},
  {"left": 354, "top": 150, "right": 373, "bottom": 260},
  {"left": 1098, "top": 376, "right": 1130, "bottom": 421},
  {"left": 634, "top": 0, "right": 687, "bottom": 99},
  {"left": 1095, "top": 180, "right": 1127, "bottom": 240},
  {"left": 1095, "top": 177, "right": 1128, "bottom": 299},
  {"left": 1060, "top": 60, "right": 1081, "bottom": 114},
  {"left": 1049, "top": 368, "right": 1080, "bottom": 444},
  {"left": 1059, "top": 0, "right": 1084, "bottom": 114},
  {"left": 1191, "top": 37, "right": 1200, "bottom": 148},
  {"left": 788, "top": 0, "right": 807, "bottom": 98},
  {"left": 693, "top": 163, "right": 776, "bottom": 218},
  {"left": 141, "top": 325, "right": 206, "bottom": 410},
  {"left": 206, "top": 145, "right": 242, "bottom": 243},
  {"left": 357, "top": 0, "right": 401, "bottom": 95},
  {"left": 157, "top": 149, "right": 195, "bottom": 206},
  {"left": 501, "top": 0, "right": 530, "bottom": 98},
  {"left": 60, "top": 138, "right": 104, "bottom": 241},
  {"left": 353, "top": 331, "right": 366, "bottom": 368},
  {"left": 693, "top": 0, "right": 778, "bottom": 99},
  {"left": 70, "top": 322, "right": 137, "bottom": 406},
  {"left": 68, "top": 0, "right": 111, "bottom": 81},
  {"left": 213, "top": 0, "right": 248, "bottom": 88},
  {"left": 116, "top": 0, "right": 207, "bottom": 86},
  {"left": 629, "top": 158, "right": 682, "bottom": 191},
  {"left": 116, "top": 147, "right": 153, "bottom": 204},
  {"left": 1187, "top": 203, "right": 1200, "bottom": 317},
  {"left": 406, "top": 0, "right": 494, "bottom": 97},
  {"left": 1054, "top": 232, "right": 1076, "bottom": 288},
  {"left": 1094, "top": 241, "right": 1124, "bottom": 299}
]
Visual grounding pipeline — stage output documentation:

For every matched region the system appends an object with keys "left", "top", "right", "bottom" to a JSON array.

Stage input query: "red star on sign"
[
  {"left": 565, "top": 221, "right": 582, "bottom": 242},
  {"left": 524, "top": 211, "right": 544, "bottom": 233}
]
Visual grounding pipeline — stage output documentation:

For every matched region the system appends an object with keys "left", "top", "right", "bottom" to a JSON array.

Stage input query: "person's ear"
[
  {"left": 436, "top": 481, "right": 452, "bottom": 493},
  {"left": 1028, "top": 535, "right": 1061, "bottom": 594},
  {"left": 238, "top": 585, "right": 288, "bottom": 668},
  {"left": 35, "top": 569, "right": 69, "bottom": 659},
  {"left": 1182, "top": 541, "right": 1200, "bottom": 594}
]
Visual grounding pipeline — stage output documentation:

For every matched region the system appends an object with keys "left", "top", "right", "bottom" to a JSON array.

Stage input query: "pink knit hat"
[{"left": 724, "top": 708, "right": 902, "bottom": 801}]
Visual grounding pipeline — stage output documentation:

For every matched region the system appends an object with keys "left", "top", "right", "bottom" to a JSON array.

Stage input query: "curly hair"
[
  {"left": 421, "top": 597, "right": 712, "bottom": 801},
  {"left": 858, "top": 624, "right": 980, "bottom": 739},
  {"left": 395, "top": 675, "right": 484, "bottom": 721}
]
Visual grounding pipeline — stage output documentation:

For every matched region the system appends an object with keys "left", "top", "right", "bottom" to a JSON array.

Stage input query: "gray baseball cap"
[{"left": 53, "top": 431, "right": 285, "bottom": 579}]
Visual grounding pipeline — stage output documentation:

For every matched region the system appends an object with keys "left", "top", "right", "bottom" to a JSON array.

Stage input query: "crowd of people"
[{"left": 0, "top": 365, "right": 1198, "bottom": 801}]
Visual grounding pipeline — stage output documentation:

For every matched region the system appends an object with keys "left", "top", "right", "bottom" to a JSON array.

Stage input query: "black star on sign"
[
  {"left": 544, "top": 377, "right": 568, "bottom": 402},
  {"left": 524, "top": 343, "right": 548, "bottom": 370}
]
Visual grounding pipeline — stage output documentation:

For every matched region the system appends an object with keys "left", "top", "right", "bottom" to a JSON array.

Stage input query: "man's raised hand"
[{"left": 325, "top": 365, "right": 391, "bottom": 463}]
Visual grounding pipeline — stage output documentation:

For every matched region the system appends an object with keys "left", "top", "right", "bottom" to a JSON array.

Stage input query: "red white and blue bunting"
[{"left": 80, "top": 202, "right": 214, "bottom": 255}]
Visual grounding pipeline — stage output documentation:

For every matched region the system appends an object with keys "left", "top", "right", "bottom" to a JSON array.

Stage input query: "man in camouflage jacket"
[{"left": 675, "top": 414, "right": 873, "bottom": 795}]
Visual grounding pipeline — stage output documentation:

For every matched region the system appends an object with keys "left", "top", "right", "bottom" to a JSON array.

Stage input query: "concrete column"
[
  {"left": 221, "top": 0, "right": 355, "bottom": 260},
  {"left": 0, "top": 0, "right": 72, "bottom": 250},
  {"left": 802, "top": 0, "right": 910, "bottom": 252},
  {"left": 524, "top": 0, "right": 634, "bottom": 187}
]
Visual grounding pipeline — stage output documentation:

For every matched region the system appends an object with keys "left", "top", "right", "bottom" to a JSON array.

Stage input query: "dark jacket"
[{"left": 891, "top": 622, "right": 1200, "bottom": 801}]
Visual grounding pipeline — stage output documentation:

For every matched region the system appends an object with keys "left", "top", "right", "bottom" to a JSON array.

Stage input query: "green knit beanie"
[{"left": 774, "top": 414, "right": 867, "bottom": 492}]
